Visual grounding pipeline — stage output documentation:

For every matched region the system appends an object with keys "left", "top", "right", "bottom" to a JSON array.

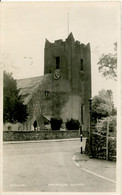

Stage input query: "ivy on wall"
[{"left": 26, "top": 88, "right": 69, "bottom": 126}]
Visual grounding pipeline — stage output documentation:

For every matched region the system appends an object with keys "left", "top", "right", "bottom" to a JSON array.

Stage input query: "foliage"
[
  {"left": 50, "top": 117, "right": 63, "bottom": 130},
  {"left": 27, "top": 90, "right": 68, "bottom": 126},
  {"left": 3, "top": 71, "right": 28, "bottom": 124},
  {"left": 51, "top": 92, "right": 68, "bottom": 117},
  {"left": 96, "top": 116, "right": 116, "bottom": 136},
  {"left": 97, "top": 43, "right": 117, "bottom": 80},
  {"left": 66, "top": 118, "right": 80, "bottom": 130},
  {"left": 92, "top": 89, "right": 116, "bottom": 122}
]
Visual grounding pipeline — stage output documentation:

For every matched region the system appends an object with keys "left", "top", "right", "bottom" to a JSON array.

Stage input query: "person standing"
[{"left": 33, "top": 120, "right": 37, "bottom": 131}]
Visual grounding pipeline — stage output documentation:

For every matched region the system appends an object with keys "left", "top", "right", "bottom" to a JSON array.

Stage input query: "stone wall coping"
[
  {"left": 3, "top": 138, "right": 88, "bottom": 144},
  {"left": 3, "top": 130, "right": 79, "bottom": 132}
]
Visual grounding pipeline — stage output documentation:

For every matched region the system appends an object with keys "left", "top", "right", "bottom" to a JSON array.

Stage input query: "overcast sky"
[{"left": 1, "top": 2, "right": 120, "bottom": 105}]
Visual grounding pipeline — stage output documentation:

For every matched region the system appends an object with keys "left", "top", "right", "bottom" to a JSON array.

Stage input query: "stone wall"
[
  {"left": 85, "top": 133, "right": 116, "bottom": 161},
  {"left": 3, "top": 130, "right": 80, "bottom": 141}
]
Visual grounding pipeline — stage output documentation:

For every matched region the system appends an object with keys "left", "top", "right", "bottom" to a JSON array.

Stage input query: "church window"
[
  {"left": 81, "top": 59, "right": 84, "bottom": 71},
  {"left": 56, "top": 56, "right": 60, "bottom": 69},
  {"left": 45, "top": 91, "right": 49, "bottom": 98}
]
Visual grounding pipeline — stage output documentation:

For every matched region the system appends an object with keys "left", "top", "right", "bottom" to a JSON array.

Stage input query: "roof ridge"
[{"left": 17, "top": 75, "right": 43, "bottom": 81}]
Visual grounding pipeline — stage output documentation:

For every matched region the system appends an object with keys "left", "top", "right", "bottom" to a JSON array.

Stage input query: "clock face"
[{"left": 54, "top": 69, "right": 61, "bottom": 80}]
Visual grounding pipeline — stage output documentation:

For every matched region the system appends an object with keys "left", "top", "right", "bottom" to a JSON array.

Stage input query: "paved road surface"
[{"left": 3, "top": 140, "right": 116, "bottom": 192}]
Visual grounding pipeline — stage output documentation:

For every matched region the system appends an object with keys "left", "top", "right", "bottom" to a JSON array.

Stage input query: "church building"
[{"left": 6, "top": 33, "right": 92, "bottom": 136}]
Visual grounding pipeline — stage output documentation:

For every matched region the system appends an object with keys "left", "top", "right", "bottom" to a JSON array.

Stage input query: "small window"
[
  {"left": 56, "top": 56, "right": 60, "bottom": 69},
  {"left": 81, "top": 59, "right": 84, "bottom": 71},
  {"left": 45, "top": 91, "right": 49, "bottom": 97}
]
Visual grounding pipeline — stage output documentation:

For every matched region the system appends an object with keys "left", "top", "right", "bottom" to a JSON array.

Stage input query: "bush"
[
  {"left": 66, "top": 119, "right": 80, "bottom": 130},
  {"left": 50, "top": 117, "right": 63, "bottom": 130},
  {"left": 96, "top": 116, "right": 116, "bottom": 136}
]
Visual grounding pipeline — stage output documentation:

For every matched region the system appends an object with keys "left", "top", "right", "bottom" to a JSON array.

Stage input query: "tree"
[
  {"left": 96, "top": 116, "right": 116, "bottom": 136},
  {"left": 66, "top": 119, "right": 80, "bottom": 130},
  {"left": 92, "top": 89, "right": 116, "bottom": 122},
  {"left": 3, "top": 71, "right": 28, "bottom": 123},
  {"left": 97, "top": 43, "right": 117, "bottom": 80},
  {"left": 50, "top": 117, "right": 63, "bottom": 130}
]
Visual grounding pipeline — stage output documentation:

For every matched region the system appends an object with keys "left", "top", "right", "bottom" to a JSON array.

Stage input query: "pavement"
[{"left": 73, "top": 152, "right": 116, "bottom": 183}]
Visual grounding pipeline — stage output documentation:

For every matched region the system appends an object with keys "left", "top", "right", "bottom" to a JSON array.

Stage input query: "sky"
[{"left": 0, "top": 1, "right": 120, "bottom": 105}]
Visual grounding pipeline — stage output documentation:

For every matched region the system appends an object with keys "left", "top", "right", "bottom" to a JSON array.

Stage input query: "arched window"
[
  {"left": 56, "top": 56, "right": 60, "bottom": 69},
  {"left": 81, "top": 59, "right": 84, "bottom": 71}
]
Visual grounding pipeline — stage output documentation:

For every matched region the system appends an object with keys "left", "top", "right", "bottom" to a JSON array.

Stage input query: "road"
[{"left": 3, "top": 140, "right": 116, "bottom": 192}]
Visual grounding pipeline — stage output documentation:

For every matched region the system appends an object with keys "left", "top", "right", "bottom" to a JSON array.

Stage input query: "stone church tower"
[
  {"left": 10, "top": 32, "right": 92, "bottom": 135},
  {"left": 44, "top": 33, "right": 91, "bottom": 135}
]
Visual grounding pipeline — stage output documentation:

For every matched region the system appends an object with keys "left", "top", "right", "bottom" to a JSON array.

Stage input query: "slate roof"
[{"left": 17, "top": 74, "right": 51, "bottom": 104}]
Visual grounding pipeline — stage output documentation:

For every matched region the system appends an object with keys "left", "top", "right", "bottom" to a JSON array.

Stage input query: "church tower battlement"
[{"left": 44, "top": 32, "right": 91, "bottom": 94}]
